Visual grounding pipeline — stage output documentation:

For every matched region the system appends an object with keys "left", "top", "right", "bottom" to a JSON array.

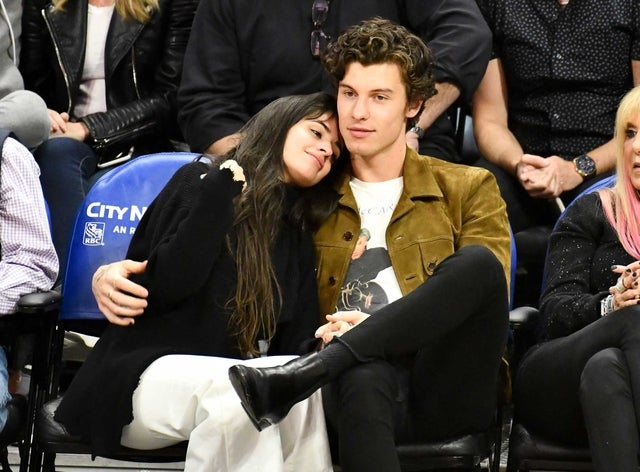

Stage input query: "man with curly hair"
[{"left": 228, "top": 18, "right": 511, "bottom": 471}]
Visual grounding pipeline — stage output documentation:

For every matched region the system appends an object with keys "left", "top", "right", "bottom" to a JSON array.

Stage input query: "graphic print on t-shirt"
[
  {"left": 337, "top": 227, "right": 393, "bottom": 313},
  {"left": 335, "top": 177, "right": 404, "bottom": 314}
]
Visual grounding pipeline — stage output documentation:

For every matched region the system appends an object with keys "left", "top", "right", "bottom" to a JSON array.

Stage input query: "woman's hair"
[
  {"left": 600, "top": 85, "right": 640, "bottom": 259},
  {"left": 52, "top": 0, "right": 159, "bottom": 23},
  {"left": 321, "top": 17, "right": 437, "bottom": 127},
  {"left": 219, "top": 92, "right": 338, "bottom": 356}
]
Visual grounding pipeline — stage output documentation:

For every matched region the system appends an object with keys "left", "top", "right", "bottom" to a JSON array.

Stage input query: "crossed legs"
[
  {"left": 515, "top": 307, "right": 640, "bottom": 471},
  {"left": 122, "top": 354, "right": 332, "bottom": 472}
]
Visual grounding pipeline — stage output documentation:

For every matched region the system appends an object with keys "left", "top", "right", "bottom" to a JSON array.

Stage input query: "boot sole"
[{"left": 228, "top": 366, "right": 273, "bottom": 432}]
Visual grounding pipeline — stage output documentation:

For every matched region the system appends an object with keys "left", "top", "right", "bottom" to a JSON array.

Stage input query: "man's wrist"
[
  {"left": 408, "top": 125, "right": 425, "bottom": 138},
  {"left": 573, "top": 154, "right": 597, "bottom": 180}
]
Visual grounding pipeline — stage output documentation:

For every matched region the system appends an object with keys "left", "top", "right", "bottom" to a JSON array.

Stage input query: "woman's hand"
[
  {"left": 48, "top": 111, "right": 90, "bottom": 141},
  {"left": 92, "top": 260, "right": 149, "bottom": 326},
  {"left": 219, "top": 159, "right": 247, "bottom": 191},
  {"left": 315, "top": 311, "right": 370, "bottom": 346},
  {"left": 610, "top": 263, "right": 640, "bottom": 310}
]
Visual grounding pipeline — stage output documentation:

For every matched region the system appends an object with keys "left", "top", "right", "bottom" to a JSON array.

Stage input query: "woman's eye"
[
  {"left": 311, "top": 129, "right": 322, "bottom": 138},
  {"left": 626, "top": 128, "right": 637, "bottom": 139}
]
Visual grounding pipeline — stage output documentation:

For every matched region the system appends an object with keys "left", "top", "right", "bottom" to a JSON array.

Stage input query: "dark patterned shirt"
[{"left": 477, "top": 0, "right": 640, "bottom": 159}]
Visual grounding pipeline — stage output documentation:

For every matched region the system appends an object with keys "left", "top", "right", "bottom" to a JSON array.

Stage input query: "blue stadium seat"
[
  {"left": 33, "top": 152, "right": 198, "bottom": 472},
  {"left": 59, "top": 152, "right": 198, "bottom": 321}
]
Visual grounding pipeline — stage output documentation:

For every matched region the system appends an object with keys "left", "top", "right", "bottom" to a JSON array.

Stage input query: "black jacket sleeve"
[
  {"left": 126, "top": 161, "right": 244, "bottom": 306},
  {"left": 177, "top": 0, "right": 246, "bottom": 152},
  {"left": 405, "top": 0, "right": 492, "bottom": 103},
  {"left": 539, "top": 193, "right": 616, "bottom": 339}
]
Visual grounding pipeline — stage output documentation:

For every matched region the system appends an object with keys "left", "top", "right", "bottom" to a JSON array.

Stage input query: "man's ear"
[{"left": 406, "top": 99, "right": 425, "bottom": 120}]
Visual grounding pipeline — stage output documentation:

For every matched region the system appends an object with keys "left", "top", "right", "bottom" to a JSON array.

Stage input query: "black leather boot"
[{"left": 228, "top": 353, "right": 329, "bottom": 431}]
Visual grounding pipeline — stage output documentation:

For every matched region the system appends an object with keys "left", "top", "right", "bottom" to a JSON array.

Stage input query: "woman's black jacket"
[{"left": 20, "top": 0, "right": 196, "bottom": 155}]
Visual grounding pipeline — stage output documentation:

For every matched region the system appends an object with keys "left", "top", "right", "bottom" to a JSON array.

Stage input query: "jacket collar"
[
  {"left": 335, "top": 147, "right": 444, "bottom": 207},
  {"left": 43, "top": 0, "right": 145, "bottom": 83},
  {"left": 43, "top": 0, "right": 86, "bottom": 90},
  {"left": 107, "top": 11, "right": 145, "bottom": 75}
]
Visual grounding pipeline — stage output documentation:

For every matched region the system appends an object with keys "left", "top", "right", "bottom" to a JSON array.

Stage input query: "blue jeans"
[
  {"left": 34, "top": 138, "right": 110, "bottom": 279},
  {"left": 0, "top": 348, "right": 10, "bottom": 431}
]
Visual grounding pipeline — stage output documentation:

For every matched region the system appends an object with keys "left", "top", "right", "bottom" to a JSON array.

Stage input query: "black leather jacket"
[{"left": 20, "top": 0, "right": 196, "bottom": 156}]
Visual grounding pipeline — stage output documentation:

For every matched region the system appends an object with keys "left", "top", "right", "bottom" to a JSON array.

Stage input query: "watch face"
[
  {"left": 576, "top": 155, "right": 596, "bottom": 177},
  {"left": 409, "top": 126, "right": 423, "bottom": 138}
]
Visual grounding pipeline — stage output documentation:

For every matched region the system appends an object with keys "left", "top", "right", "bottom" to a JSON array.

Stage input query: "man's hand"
[
  {"left": 92, "top": 260, "right": 149, "bottom": 326},
  {"left": 405, "top": 131, "right": 420, "bottom": 152},
  {"left": 517, "top": 154, "right": 583, "bottom": 198},
  {"left": 315, "top": 311, "right": 370, "bottom": 345}
]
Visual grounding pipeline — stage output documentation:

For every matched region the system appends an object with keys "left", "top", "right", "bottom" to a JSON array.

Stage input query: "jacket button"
[
  {"left": 328, "top": 276, "right": 337, "bottom": 286},
  {"left": 343, "top": 231, "right": 353, "bottom": 241}
]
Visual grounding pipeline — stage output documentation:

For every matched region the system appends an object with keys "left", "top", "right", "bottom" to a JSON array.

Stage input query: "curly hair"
[{"left": 322, "top": 17, "right": 437, "bottom": 122}]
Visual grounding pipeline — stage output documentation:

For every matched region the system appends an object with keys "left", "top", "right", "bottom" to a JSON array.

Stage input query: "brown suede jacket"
[{"left": 313, "top": 148, "right": 511, "bottom": 318}]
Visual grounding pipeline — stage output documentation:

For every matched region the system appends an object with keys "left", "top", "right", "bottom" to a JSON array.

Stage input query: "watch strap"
[{"left": 408, "top": 125, "right": 424, "bottom": 138}]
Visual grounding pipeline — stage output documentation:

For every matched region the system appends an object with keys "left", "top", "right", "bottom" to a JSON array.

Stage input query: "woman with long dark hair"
[{"left": 54, "top": 92, "right": 342, "bottom": 471}]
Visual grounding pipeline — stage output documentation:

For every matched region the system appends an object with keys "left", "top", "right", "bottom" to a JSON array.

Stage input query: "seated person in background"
[
  {"left": 473, "top": 0, "right": 640, "bottom": 234},
  {"left": 19, "top": 0, "right": 197, "bottom": 277},
  {"left": 513, "top": 85, "right": 640, "bottom": 471},
  {"left": 178, "top": 0, "right": 492, "bottom": 163},
  {"left": 54, "top": 92, "right": 342, "bottom": 471},
  {"left": 227, "top": 19, "right": 511, "bottom": 471},
  {"left": 0, "top": 131, "right": 58, "bottom": 443},
  {"left": 0, "top": 1, "right": 48, "bottom": 149}
]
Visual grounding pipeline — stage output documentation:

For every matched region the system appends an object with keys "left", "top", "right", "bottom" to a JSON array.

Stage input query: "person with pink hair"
[{"left": 512, "top": 85, "right": 640, "bottom": 471}]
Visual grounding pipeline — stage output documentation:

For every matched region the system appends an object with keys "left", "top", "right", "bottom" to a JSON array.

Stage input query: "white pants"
[{"left": 120, "top": 355, "right": 333, "bottom": 472}]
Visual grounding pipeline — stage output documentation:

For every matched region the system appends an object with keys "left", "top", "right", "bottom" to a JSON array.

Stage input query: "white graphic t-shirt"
[{"left": 335, "top": 177, "right": 404, "bottom": 314}]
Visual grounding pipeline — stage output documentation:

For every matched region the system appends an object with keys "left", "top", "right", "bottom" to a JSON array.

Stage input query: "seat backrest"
[
  {"left": 60, "top": 152, "right": 199, "bottom": 320},
  {"left": 562, "top": 174, "right": 616, "bottom": 216}
]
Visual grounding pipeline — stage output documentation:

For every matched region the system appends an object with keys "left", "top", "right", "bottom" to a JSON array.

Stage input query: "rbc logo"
[{"left": 83, "top": 222, "right": 105, "bottom": 246}]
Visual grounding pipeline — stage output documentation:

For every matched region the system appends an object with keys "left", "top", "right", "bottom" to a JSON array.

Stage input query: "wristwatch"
[
  {"left": 408, "top": 125, "right": 424, "bottom": 138},
  {"left": 573, "top": 154, "right": 597, "bottom": 179}
]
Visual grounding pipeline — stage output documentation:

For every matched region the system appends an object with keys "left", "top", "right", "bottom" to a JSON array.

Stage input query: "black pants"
[
  {"left": 515, "top": 306, "right": 640, "bottom": 471},
  {"left": 323, "top": 245, "right": 510, "bottom": 472}
]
